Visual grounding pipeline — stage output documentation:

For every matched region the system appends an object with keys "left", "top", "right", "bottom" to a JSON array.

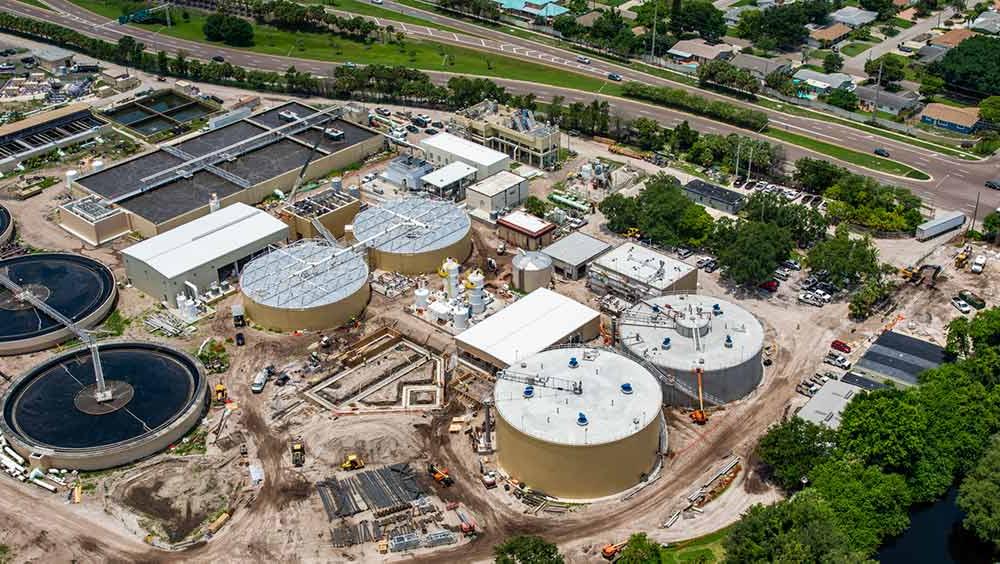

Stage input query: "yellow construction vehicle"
[
  {"left": 899, "top": 266, "right": 917, "bottom": 282},
  {"left": 291, "top": 442, "right": 305, "bottom": 467},
  {"left": 213, "top": 384, "right": 228, "bottom": 406},
  {"left": 690, "top": 367, "right": 708, "bottom": 425},
  {"left": 341, "top": 454, "right": 365, "bottom": 471},
  {"left": 956, "top": 245, "right": 972, "bottom": 269},
  {"left": 428, "top": 462, "right": 454, "bottom": 486},
  {"left": 602, "top": 542, "right": 627, "bottom": 560}
]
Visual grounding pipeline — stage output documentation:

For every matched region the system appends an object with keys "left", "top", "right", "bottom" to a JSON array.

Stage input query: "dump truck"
[
  {"left": 290, "top": 442, "right": 305, "bottom": 467},
  {"left": 959, "top": 289, "right": 986, "bottom": 310},
  {"left": 341, "top": 454, "right": 364, "bottom": 471}
]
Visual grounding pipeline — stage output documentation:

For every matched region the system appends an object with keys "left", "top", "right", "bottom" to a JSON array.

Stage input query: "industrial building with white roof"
[
  {"left": 419, "top": 132, "right": 510, "bottom": 179},
  {"left": 588, "top": 242, "right": 696, "bottom": 299},
  {"left": 419, "top": 161, "right": 477, "bottom": 199},
  {"left": 493, "top": 346, "right": 664, "bottom": 499},
  {"left": 541, "top": 232, "right": 612, "bottom": 280},
  {"left": 122, "top": 202, "right": 288, "bottom": 306},
  {"left": 798, "top": 379, "right": 865, "bottom": 430},
  {"left": 455, "top": 288, "right": 600, "bottom": 368},
  {"left": 465, "top": 170, "right": 529, "bottom": 215}
]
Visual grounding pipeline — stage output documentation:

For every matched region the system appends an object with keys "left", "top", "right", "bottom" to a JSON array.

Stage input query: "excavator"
[
  {"left": 689, "top": 367, "right": 708, "bottom": 425},
  {"left": 956, "top": 245, "right": 972, "bottom": 269},
  {"left": 601, "top": 541, "right": 627, "bottom": 560},
  {"left": 341, "top": 454, "right": 365, "bottom": 471},
  {"left": 290, "top": 441, "right": 305, "bottom": 467},
  {"left": 900, "top": 264, "right": 942, "bottom": 288},
  {"left": 428, "top": 462, "right": 454, "bottom": 487}
]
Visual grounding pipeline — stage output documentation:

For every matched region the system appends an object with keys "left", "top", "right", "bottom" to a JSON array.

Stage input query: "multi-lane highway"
[{"left": 6, "top": 0, "right": 998, "bottom": 215}]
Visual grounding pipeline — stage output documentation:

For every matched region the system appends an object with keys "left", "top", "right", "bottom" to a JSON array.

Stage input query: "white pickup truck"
[{"left": 972, "top": 255, "right": 987, "bottom": 274}]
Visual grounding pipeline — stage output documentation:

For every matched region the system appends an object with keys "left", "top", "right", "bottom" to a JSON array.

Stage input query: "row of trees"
[
  {"left": 254, "top": 0, "right": 379, "bottom": 42},
  {"left": 552, "top": 9, "right": 643, "bottom": 57},
  {"left": 203, "top": 13, "right": 254, "bottom": 47},
  {"left": 697, "top": 60, "right": 760, "bottom": 95},
  {"left": 599, "top": 174, "right": 715, "bottom": 248},
  {"left": 793, "top": 158, "right": 924, "bottom": 232},
  {"left": 621, "top": 82, "right": 770, "bottom": 130},
  {"left": 747, "top": 308, "right": 1000, "bottom": 558}
]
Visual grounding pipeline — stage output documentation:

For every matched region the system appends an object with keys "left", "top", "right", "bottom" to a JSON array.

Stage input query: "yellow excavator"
[
  {"left": 213, "top": 384, "right": 228, "bottom": 406},
  {"left": 956, "top": 245, "right": 972, "bottom": 269},
  {"left": 690, "top": 367, "right": 708, "bottom": 425},
  {"left": 341, "top": 454, "right": 365, "bottom": 471}
]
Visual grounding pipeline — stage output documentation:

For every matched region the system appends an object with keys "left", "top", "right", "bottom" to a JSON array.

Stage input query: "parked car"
[
  {"left": 816, "top": 281, "right": 838, "bottom": 295},
  {"left": 782, "top": 259, "right": 801, "bottom": 271},
  {"left": 987, "top": 180, "right": 1000, "bottom": 190},
  {"left": 371, "top": 0, "right": 383, "bottom": 4},
  {"left": 576, "top": 55, "right": 591, "bottom": 64},
  {"left": 831, "top": 339, "right": 851, "bottom": 353},
  {"left": 607, "top": 72, "right": 622, "bottom": 81},
  {"left": 800, "top": 194, "right": 813, "bottom": 205},
  {"left": 405, "top": 124, "right": 419, "bottom": 134},
  {"left": 431, "top": 120, "right": 444, "bottom": 129},
  {"left": 874, "top": 147, "right": 890, "bottom": 157},
  {"left": 696, "top": 257, "right": 711, "bottom": 268},
  {"left": 951, "top": 297, "right": 972, "bottom": 314},
  {"left": 424, "top": 128, "right": 438, "bottom": 135},
  {"left": 759, "top": 279, "right": 779, "bottom": 292},
  {"left": 972, "top": 255, "right": 987, "bottom": 274},
  {"left": 773, "top": 269, "right": 790, "bottom": 281},
  {"left": 212, "top": 55, "right": 225, "bottom": 62},
  {"left": 675, "top": 247, "right": 694, "bottom": 259},
  {"left": 959, "top": 289, "right": 986, "bottom": 310},
  {"left": 362, "top": 173, "right": 376, "bottom": 183},
  {"left": 798, "top": 292, "right": 824, "bottom": 307},
  {"left": 824, "top": 352, "right": 851, "bottom": 369},
  {"left": 275, "top": 372, "right": 291, "bottom": 386},
  {"left": 809, "top": 197, "right": 822, "bottom": 208},
  {"left": 375, "top": 107, "right": 391, "bottom": 117},
  {"left": 813, "top": 288, "right": 832, "bottom": 303},
  {"left": 802, "top": 275, "right": 819, "bottom": 290},
  {"left": 703, "top": 260, "right": 719, "bottom": 273}
]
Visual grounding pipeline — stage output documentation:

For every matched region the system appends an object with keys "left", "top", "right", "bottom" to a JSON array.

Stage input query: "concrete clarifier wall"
[{"left": 244, "top": 282, "right": 370, "bottom": 332}]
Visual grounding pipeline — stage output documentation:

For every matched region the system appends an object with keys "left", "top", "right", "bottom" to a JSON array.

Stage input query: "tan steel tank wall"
[
  {"left": 0, "top": 283, "right": 117, "bottom": 356},
  {"left": 244, "top": 283, "right": 370, "bottom": 331},
  {"left": 495, "top": 412, "right": 662, "bottom": 499},
  {"left": 0, "top": 211, "right": 12, "bottom": 246},
  {"left": 369, "top": 232, "right": 472, "bottom": 275}
]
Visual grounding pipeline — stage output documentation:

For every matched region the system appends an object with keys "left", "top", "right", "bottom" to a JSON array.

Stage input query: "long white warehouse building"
[
  {"left": 123, "top": 203, "right": 288, "bottom": 306},
  {"left": 419, "top": 132, "right": 510, "bottom": 179}
]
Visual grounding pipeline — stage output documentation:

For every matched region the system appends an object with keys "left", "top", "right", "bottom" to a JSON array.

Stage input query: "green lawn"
[
  {"left": 891, "top": 16, "right": 915, "bottom": 29},
  {"left": 68, "top": 0, "right": 623, "bottom": 95},
  {"left": 594, "top": 0, "right": 629, "bottom": 6},
  {"left": 13, "top": 0, "right": 51, "bottom": 9},
  {"left": 839, "top": 42, "right": 874, "bottom": 57},
  {"left": 319, "top": 0, "right": 463, "bottom": 33},
  {"left": 660, "top": 527, "right": 729, "bottom": 564},
  {"left": 731, "top": 0, "right": 757, "bottom": 6},
  {"left": 766, "top": 128, "right": 931, "bottom": 179},
  {"left": 930, "top": 94, "right": 977, "bottom": 108}
]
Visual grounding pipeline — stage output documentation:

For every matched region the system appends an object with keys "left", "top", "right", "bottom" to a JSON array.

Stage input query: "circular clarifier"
[
  {"left": 0, "top": 253, "right": 116, "bottom": 355},
  {"left": 1, "top": 342, "right": 208, "bottom": 470}
]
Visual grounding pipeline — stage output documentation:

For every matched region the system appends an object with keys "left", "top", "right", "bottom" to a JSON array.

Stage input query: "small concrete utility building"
[
  {"left": 683, "top": 179, "right": 746, "bottom": 214},
  {"left": 420, "top": 161, "right": 477, "bottom": 200},
  {"left": 465, "top": 170, "right": 529, "bottom": 215},
  {"left": 494, "top": 347, "right": 664, "bottom": 499},
  {"left": 455, "top": 288, "right": 600, "bottom": 368},
  {"left": 497, "top": 210, "right": 556, "bottom": 251},
  {"left": 123, "top": 203, "right": 288, "bottom": 306},
  {"left": 588, "top": 242, "right": 696, "bottom": 299},
  {"left": 540, "top": 231, "right": 612, "bottom": 280},
  {"left": 798, "top": 379, "right": 865, "bottom": 430},
  {"left": 419, "top": 132, "right": 510, "bottom": 179}
]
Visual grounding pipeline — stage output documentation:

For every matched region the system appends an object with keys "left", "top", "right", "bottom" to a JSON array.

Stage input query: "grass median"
[
  {"left": 766, "top": 128, "right": 931, "bottom": 179},
  {"left": 68, "top": 0, "right": 622, "bottom": 94},
  {"left": 319, "top": 0, "right": 463, "bottom": 33}
]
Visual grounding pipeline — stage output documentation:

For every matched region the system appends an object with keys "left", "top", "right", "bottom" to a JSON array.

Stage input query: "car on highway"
[
  {"left": 987, "top": 180, "right": 1000, "bottom": 190},
  {"left": 607, "top": 72, "right": 623, "bottom": 81},
  {"left": 345, "top": 62, "right": 357, "bottom": 68},
  {"left": 831, "top": 339, "right": 851, "bottom": 353},
  {"left": 759, "top": 279, "right": 779, "bottom": 292},
  {"left": 371, "top": 0, "right": 384, "bottom": 3},
  {"left": 951, "top": 297, "right": 972, "bottom": 314},
  {"left": 576, "top": 55, "right": 591, "bottom": 64},
  {"left": 212, "top": 55, "right": 225, "bottom": 62},
  {"left": 874, "top": 147, "right": 890, "bottom": 157}
]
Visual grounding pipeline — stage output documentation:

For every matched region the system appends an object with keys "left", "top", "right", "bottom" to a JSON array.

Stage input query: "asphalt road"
[{"left": 9, "top": 0, "right": 999, "bottom": 216}]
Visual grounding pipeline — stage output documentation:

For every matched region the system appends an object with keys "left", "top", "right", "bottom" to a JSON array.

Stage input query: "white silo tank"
[
  {"left": 91, "top": 159, "right": 104, "bottom": 172},
  {"left": 442, "top": 257, "right": 461, "bottom": 298},
  {"left": 65, "top": 169, "right": 78, "bottom": 189},
  {"left": 467, "top": 269, "right": 486, "bottom": 314},
  {"left": 512, "top": 252, "right": 553, "bottom": 293},
  {"left": 331, "top": 177, "right": 343, "bottom": 191},
  {"left": 452, "top": 305, "right": 469, "bottom": 330},
  {"left": 414, "top": 287, "right": 430, "bottom": 309},
  {"left": 209, "top": 193, "right": 220, "bottom": 212}
]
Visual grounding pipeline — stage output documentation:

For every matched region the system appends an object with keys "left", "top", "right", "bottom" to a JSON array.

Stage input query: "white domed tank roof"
[{"left": 618, "top": 294, "right": 765, "bottom": 404}]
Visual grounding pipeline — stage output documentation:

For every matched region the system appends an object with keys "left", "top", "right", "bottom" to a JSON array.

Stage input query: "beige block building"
[{"left": 451, "top": 101, "right": 560, "bottom": 168}]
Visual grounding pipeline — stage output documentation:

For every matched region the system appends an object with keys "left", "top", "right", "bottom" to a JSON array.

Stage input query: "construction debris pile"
[{"left": 316, "top": 463, "right": 426, "bottom": 519}]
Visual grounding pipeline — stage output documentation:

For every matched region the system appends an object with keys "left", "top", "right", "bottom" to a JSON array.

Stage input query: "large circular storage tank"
[
  {"left": 0, "top": 204, "right": 12, "bottom": 246},
  {"left": 0, "top": 253, "right": 117, "bottom": 355},
  {"left": 0, "top": 341, "right": 208, "bottom": 470},
  {"left": 352, "top": 198, "right": 471, "bottom": 274},
  {"left": 494, "top": 347, "right": 664, "bottom": 500},
  {"left": 618, "top": 294, "right": 764, "bottom": 405},
  {"left": 240, "top": 239, "right": 370, "bottom": 331},
  {"left": 512, "top": 251, "right": 552, "bottom": 293}
]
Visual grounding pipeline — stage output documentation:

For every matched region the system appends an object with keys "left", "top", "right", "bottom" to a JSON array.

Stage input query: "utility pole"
[
  {"left": 734, "top": 138, "right": 742, "bottom": 186},
  {"left": 650, "top": 0, "right": 658, "bottom": 63},
  {"left": 871, "top": 59, "right": 883, "bottom": 124},
  {"left": 968, "top": 191, "right": 981, "bottom": 239}
]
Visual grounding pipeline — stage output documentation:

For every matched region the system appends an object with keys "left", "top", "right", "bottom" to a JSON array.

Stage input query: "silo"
[
  {"left": 512, "top": 251, "right": 553, "bottom": 293},
  {"left": 493, "top": 347, "right": 664, "bottom": 500},
  {"left": 618, "top": 294, "right": 765, "bottom": 405}
]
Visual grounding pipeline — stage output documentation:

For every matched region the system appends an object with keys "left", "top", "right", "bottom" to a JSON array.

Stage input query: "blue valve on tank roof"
[
  {"left": 621, "top": 383, "right": 634, "bottom": 395},
  {"left": 523, "top": 385, "right": 534, "bottom": 398},
  {"left": 577, "top": 412, "right": 588, "bottom": 426},
  {"left": 662, "top": 337, "right": 671, "bottom": 350},
  {"left": 568, "top": 357, "right": 579, "bottom": 368}
]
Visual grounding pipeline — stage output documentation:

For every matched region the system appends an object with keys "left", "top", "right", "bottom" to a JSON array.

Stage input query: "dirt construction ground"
[{"left": 0, "top": 70, "right": 989, "bottom": 563}]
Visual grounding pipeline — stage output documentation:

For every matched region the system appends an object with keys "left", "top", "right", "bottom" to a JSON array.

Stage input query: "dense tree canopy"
[
  {"left": 741, "top": 191, "right": 828, "bottom": 247},
  {"left": 865, "top": 55, "right": 906, "bottom": 87},
  {"left": 722, "top": 491, "right": 874, "bottom": 563},
  {"left": 824, "top": 174, "right": 924, "bottom": 232},
  {"left": 959, "top": 435, "right": 1000, "bottom": 548},
  {"left": 806, "top": 225, "right": 882, "bottom": 287},
  {"left": 838, "top": 388, "right": 927, "bottom": 474},
  {"left": 715, "top": 220, "right": 793, "bottom": 285},
  {"left": 931, "top": 36, "right": 1000, "bottom": 95},
  {"left": 823, "top": 52, "right": 844, "bottom": 73},
  {"left": 672, "top": 0, "right": 727, "bottom": 40},
  {"left": 203, "top": 13, "right": 254, "bottom": 46},
  {"left": 826, "top": 89, "right": 860, "bottom": 111},
  {"left": 946, "top": 307, "right": 1000, "bottom": 357},
  {"left": 735, "top": 1, "right": 829, "bottom": 50},
  {"left": 756, "top": 418, "right": 837, "bottom": 491},
  {"left": 599, "top": 174, "right": 715, "bottom": 247},
  {"left": 697, "top": 60, "right": 760, "bottom": 94},
  {"left": 981, "top": 96, "right": 1000, "bottom": 125},
  {"left": 494, "top": 535, "right": 564, "bottom": 564},
  {"left": 622, "top": 82, "right": 769, "bottom": 129}
]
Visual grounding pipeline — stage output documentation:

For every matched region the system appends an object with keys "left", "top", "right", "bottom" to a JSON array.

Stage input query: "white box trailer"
[{"left": 916, "top": 211, "right": 965, "bottom": 241}]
